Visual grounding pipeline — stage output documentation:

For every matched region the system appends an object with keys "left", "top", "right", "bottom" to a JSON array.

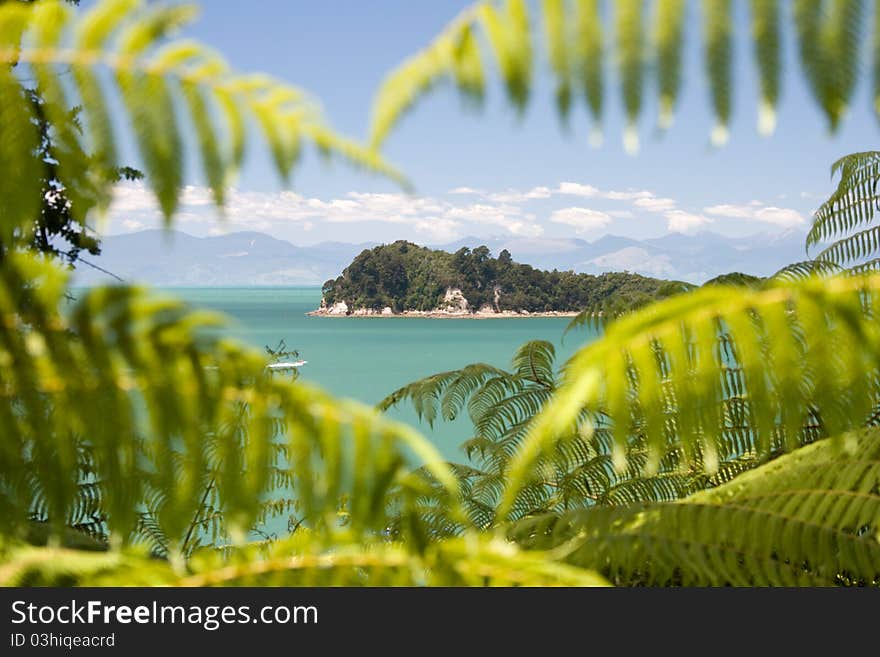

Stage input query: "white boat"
[{"left": 266, "top": 360, "right": 307, "bottom": 371}]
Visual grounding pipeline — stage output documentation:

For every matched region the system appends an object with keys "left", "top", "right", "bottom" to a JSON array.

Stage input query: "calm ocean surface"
[{"left": 161, "top": 287, "right": 598, "bottom": 460}]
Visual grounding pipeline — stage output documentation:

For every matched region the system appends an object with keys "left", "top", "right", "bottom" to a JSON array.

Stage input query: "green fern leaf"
[
  {"left": 368, "top": 0, "right": 878, "bottom": 151},
  {"left": 513, "top": 428, "right": 880, "bottom": 586},
  {"left": 500, "top": 275, "right": 880, "bottom": 521},
  {"left": 0, "top": 0, "right": 404, "bottom": 233},
  {"left": 750, "top": 0, "right": 781, "bottom": 134},
  {"left": 655, "top": 0, "right": 686, "bottom": 129},
  {"left": 703, "top": 0, "right": 733, "bottom": 145}
]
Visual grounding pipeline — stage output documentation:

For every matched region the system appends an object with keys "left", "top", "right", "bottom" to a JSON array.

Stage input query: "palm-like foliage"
[
  {"left": 0, "top": 533, "right": 609, "bottom": 586},
  {"left": 1, "top": 210, "right": 609, "bottom": 586},
  {"left": 0, "top": 0, "right": 614, "bottom": 587},
  {"left": 4, "top": 0, "right": 880, "bottom": 588},
  {"left": 370, "top": 0, "right": 871, "bottom": 152},
  {"left": 387, "top": 281, "right": 880, "bottom": 586},
  {"left": 1, "top": 252, "right": 464, "bottom": 551},
  {"left": 381, "top": 337, "right": 808, "bottom": 538},
  {"left": 381, "top": 342, "right": 558, "bottom": 532},
  {"left": 563, "top": 279, "right": 695, "bottom": 334},
  {"left": 512, "top": 426, "right": 880, "bottom": 586},
  {"left": 0, "top": 0, "right": 403, "bottom": 247},
  {"left": 499, "top": 275, "right": 880, "bottom": 520},
  {"left": 770, "top": 258, "right": 845, "bottom": 281},
  {"left": 807, "top": 151, "right": 880, "bottom": 271}
]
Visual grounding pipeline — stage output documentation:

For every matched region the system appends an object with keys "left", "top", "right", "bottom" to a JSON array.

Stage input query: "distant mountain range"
[
  {"left": 71, "top": 230, "right": 375, "bottom": 287},
  {"left": 438, "top": 230, "right": 810, "bottom": 282},
  {"left": 71, "top": 228, "right": 811, "bottom": 286}
]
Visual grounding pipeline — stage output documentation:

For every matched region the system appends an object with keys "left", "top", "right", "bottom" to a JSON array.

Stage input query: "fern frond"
[
  {"left": 616, "top": 0, "right": 644, "bottom": 152},
  {"left": 543, "top": 0, "right": 570, "bottom": 120},
  {"left": 378, "top": 363, "right": 507, "bottom": 426},
  {"left": 0, "top": 0, "right": 404, "bottom": 237},
  {"left": 850, "top": 257, "right": 880, "bottom": 273},
  {"left": 473, "top": 387, "right": 552, "bottom": 442},
  {"left": 385, "top": 333, "right": 792, "bottom": 533},
  {"left": 805, "top": 151, "right": 880, "bottom": 270},
  {"left": 512, "top": 428, "right": 880, "bottom": 586},
  {"left": 0, "top": 253, "right": 460, "bottom": 556},
  {"left": 0, "top": 543, "right": 168, "bottom": 586},
  {"left": 793, "top": 0, "right": 865, "bottom": 132},
  {"left": 369, "top": 0, "right": 876, "bottom": 150},
  {"left": 771, "top": 259, "right": 844, "bottom": 281},
  {"left": 510, "top": 339, "right": 556, "bottom": 388},
  {"left": 655, "top": 0, "right": 686, "bottom": 130},
  {"left": 703, "top": 0, "right": 733, "bottom": 145},
  {"left": 0, "top": 533, "right": 608, "bottom": 586},
  {"left": 466, "top": 374, "right": 525, "bottom": 429},
  {"left": 368, "top": 3, "right": 486, "bottom": 149},
  {"left": 750, "top": 0, "right": 781, "bottom": 134},
  {"left": 815, "top": 224, "right": 880, "bottom": 265},
  {"left": 499, "top": 275, "right": 880, "bottom": 521},
  {"left": 574, "top": 0, "right": 603, "bottom": 141},
  {"left": 0, "top": 8, "right": 42, "bottom": 243},
  {"left": 564, "top": 280, "right": 694, "bottom": 335},
  {"left": 479, "top": 0, "right": 532, "bottom": 112},
  {"left": 810, "top": 151, "right": 880, "bottom": 245}
]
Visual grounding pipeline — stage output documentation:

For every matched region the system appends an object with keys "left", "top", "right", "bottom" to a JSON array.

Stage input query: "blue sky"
[{"left": 97, "top": 1, "right": 879, "bottom": 247}]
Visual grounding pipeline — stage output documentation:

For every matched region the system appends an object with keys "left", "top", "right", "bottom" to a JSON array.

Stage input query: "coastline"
[{"left": 306, "top": 309, "right": 581, "bottom": 319}]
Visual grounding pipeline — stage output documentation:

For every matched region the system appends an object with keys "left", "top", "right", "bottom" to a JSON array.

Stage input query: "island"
[{"left": 309, "top": 241, "right": 694, "bottom": 318}]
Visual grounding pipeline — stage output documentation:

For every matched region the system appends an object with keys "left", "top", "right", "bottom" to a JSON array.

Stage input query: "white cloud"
[
  {"left": 110, "top": 180, "right": 801, "bottom": 244},
  {"left": 110, "top": 183, "right": 160, "bottom": 213},
  {"left": 704, "top": 204, "right": 753, "bottom": 218},
  {"left": 112, "top": 183, "right": 440, "bottom": 227},
  {"left": 603, "top": 189, "right": 654, "bottom": 201},
  {"left": 508, "top": 222, "right": 544, "bottom": 237},
  {"left": 550, "top": 207, "right": 612, "bottom": 233},
  {"left": 524, "top": 186, "right": 552, "bottom": 199},
  {"left": 446, "top": 204, "right": 514, "bottom": 223},
  {"left": 704, "top": 202, "right": 805, "bottom": 227},
  {"left": 752, "top": 207, "right": 805, "bottom": 228},
  {"left": 339, "top": 192, "right": 446, "bottom": 220},
  {"left": 557, "top": 182, "right": 654, "bottom": 202},
  {"left": 446, "top": 203, "right": 543, "bottom": 236},
  {"left": 484, "top": 186, "right": 553, "bottom": 203},
  {"left": 110, "top": 183, "right": 460, "bottom": 232},
  {"left": 179, "top": 185, "right": 215, "bottom": 207},
  {"left": 457, "top": 182, "right": 671, "bottom": 220},
  {"left": 556, "top": 182, "right": 660, "bottom": 205},
  {"left": 109, "top": 181, "right": 548, "bottom": 240},
  {"left": 634, "top": 197, "right": 676, "bottom": 212},
  {"left": 557, "top": 182, "right": 600, "bottom": 197},
  {"left": 414, "top": 218, "right": 462, "bottom": 242},
  {"left": 665, "top": 210, "right": 712, "bottom": 233}
]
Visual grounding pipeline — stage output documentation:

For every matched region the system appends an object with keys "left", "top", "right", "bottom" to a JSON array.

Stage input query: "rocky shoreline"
[
  {"left": 307, "top": 301, "right": 580, "bottom": 319},
  {"left": 306, "top": 308, "right": 580, "bottom": 318},
  {"left": 309, "top": 287, "right": 581, "bottom": 319}
]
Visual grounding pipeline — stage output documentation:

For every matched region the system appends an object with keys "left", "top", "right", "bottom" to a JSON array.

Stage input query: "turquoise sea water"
[{"left": 162, "top": 287, "right": 597, "bottom": 460}]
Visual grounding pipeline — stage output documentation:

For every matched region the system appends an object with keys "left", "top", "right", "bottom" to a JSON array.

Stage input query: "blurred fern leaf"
[{"left": 369, "top": 0, "right": 874, "bottom": 150}]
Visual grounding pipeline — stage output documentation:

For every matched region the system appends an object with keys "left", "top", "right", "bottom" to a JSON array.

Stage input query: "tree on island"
[{"left": 321, "top": 240, "right": 685, "bottom": 315}]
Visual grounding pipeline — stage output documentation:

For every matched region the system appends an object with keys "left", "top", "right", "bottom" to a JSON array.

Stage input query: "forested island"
[{"left": 312, "top": 241, "right": 694, "bottom": 317}]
